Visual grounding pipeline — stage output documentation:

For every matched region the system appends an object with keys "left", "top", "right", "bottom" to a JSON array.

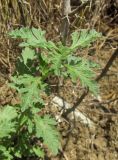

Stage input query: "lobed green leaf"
[
  {"left": 71, "top": 29, "right": 102, "bottom": 50},
  {"left": 0, "top": 106, "right": 17, "bottom": 138},
  {"left": 34, "top": 115, "right": 61, "bottom": 155}
]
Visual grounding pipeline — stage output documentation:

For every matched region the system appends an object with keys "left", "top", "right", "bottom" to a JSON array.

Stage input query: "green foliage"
[
  {"left": 0, "top": 146, "right": 13, "bottom": 160},
  {"left": 9, "top": 28, "right": 101, "bottom": 94},
  {"left": 33, "top": 146, "right": 44, "bottom": 158},
  {"left": 0, "top": 106, "right": 17, "bottom": 138},
  {"left": 10, "top": 74, "right": 45, "bottom": 112},
  {"left": 0, "top": 27, "right": 101, "bottom": 159},
  {"left": 71, "top": 29, "right": 102, "bottom": 50},
  {"left": 0, "top": 106, "right": 17, "bottom": 160},
  {"left": 66, "top": 58, "right": 98, "bottom": 94},
  {"left": 0, "top": 75, "right": 60, "bottom": 159},
  {"left": 9, "top": 27, "right": 47, "bottom": 48},
  {"left": 21, "top": 47, "right": 36, "bottom": 65},
  {"left": 34, "top": 115, "right": 60, "bottom": 155}
]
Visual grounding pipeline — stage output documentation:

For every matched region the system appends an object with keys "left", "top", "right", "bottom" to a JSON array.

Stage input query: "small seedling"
[{"left": 0, "top": 27, "right": 101, "bottom": 159}]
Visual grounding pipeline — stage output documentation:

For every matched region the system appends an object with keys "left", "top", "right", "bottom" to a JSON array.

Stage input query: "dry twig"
[{"left": 60, "top": 0, "right": 71, "bottom": 45}]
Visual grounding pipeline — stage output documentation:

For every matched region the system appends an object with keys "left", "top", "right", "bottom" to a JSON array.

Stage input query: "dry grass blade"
[{"left": 0, "top": 0, "right": 61, "bottom": 35}]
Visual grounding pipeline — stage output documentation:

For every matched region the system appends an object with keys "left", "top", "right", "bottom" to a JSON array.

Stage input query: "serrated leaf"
[
  {"left": 66, "top": 59, "right": 99, "bottom": 95},
  {"left": 47, "top": 41, "right": 58, "bottom": 50},
  {"left": 50, "top": 52, "right": 63, "bottom": 75},
  {"left": 0, "top": 106, "right": 17, "bottom": 138},
  {"left": 21, "top": 47, "right": 35, "bottom": 65},
  {"left": 0, "top": 146, "right": 13, "bottom": 160},
  {"left": 33, "top": 146, "right": 44, "bottom": 158},
  {"left": 45, "top": 44, "right": 71, "bottom": 76},
  {"left": 27, "top": 119, "right": 34, "bottom": 133},
  {"left": 9, "top": 27, "right": 47, "bottom": 48},
  {"left": 88, "top": 60, "right": 100, "bottom": 68},
  {"left": 0, "top": 105, "right": 17, "bottom": 120},
  {"left": 71, "top": 29, "right": 102, "bottom": 50},
  {"left": 34, "top": 115, "right": 60, "bottom": 155},
  {"left": 9, "top": 27, "right": 31, "bottom": 39},
  {"left": 14, "top": 150, "right": 22, "bottom": 158},
  {"left": 67, "top": 55, "right": 82, "bottom": 64},
  {"left": 10, "top": 75, "right": 45, "bottom": 112}
]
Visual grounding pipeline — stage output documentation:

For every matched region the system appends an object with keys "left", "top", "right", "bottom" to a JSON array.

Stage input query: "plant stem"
[
  {"left": 96, "top": 48, "right": 118, "bottom": 81},
  {"left": 62, "top": 48, "right": 118, "bottom": 117}
]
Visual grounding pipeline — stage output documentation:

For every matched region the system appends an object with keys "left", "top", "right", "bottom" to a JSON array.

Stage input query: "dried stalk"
[{"left": 60, "top": 0, "right": 71, "bottom": 45}]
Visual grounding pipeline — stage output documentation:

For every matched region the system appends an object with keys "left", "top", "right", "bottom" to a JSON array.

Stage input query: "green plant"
[{"left": 0, "top": 27, "right": 101, "bottom": 159}]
